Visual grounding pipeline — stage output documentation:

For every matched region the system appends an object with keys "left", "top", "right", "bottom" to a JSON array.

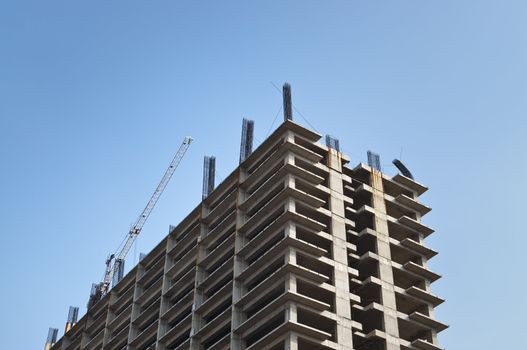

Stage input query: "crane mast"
[{"left": 88, "top": 136, "right": 193, "bottom": 309}]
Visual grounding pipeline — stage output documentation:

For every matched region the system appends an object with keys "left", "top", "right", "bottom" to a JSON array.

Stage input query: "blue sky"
[{"left": 1, "top": 1, "right": 526, "bottom": 349}]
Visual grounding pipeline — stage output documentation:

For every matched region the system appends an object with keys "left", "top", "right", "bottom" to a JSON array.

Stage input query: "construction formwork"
[{"left": 51, "top": 120, "right": 446, "bottom": 350}]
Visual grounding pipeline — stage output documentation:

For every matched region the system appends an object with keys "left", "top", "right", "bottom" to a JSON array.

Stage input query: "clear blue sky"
[{"left": 1, "top": 1, "right": 525, "bottom": 349}]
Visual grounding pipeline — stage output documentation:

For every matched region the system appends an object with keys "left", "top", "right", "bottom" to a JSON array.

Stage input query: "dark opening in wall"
[
  {"left": 356, "top": 337, "right": 385, "bottom": 350},
  {"left": 294, "top": 157, "right": 328, "bottom": 188},
  {"left": 351, "top": 189, "right": 372, "bottom": 210},
  {"left": 355, "top": 282, "right": 381, "bottom": 306},
  {"left": 247, "top": 160, "right": 284, "bottom": 196},
  {"left": 296, "top": 279, "right": 334, "bottom": 312},
  {"left": 358, "top": 258, "right": 379, "bottom": 280},
  {"left": 246, "top": 207, "right": 284, "bottom": 241},
  {"left": 203, "top": 298, "right": 232, "bottom": 324},
  {"left": 246, "top": 230, "right": 284, "bottom": 265},
  {"left": 296, "top": 252, "right": 333, "bottom": 284},
  {"left": 168, "top": 305, "right": 192, "bottom": 329},
  {"left": 247, "top": 138, "right": 283, "bottom": 175},
  {"left": 395, "top": 292, "right": 429, "bottom": 317},
  {"left": 385, "top": 200, "right": 417, "bottom": 221},
  {"left": 298, "top": 337, "right": 332, "bottom": 350},
  {"left": 167, "top": 327, "right": 191, "bottom": 349},
  {"left": 245, "top": 312, "right": 284, "bottom": 347},
  {"left": 387, "top": 220, "right": 419, "bottom": 242},
  {"left": 202, "top": 324, "right": 231, "bottom": 349},
  {"left": 206, "top": 248, "right": 235, "bottom": 274},
  {"left": 246, "top": 284, "right": 285, "bottom": 319},
  {"left": 295, "top": 202, "right": 331, "bottom": 233},
  {"left": 392, "top": 268, "right": 426, "bottom": 290},
  {"left": 247, "top": 258, "right": 284, "bottom": 291},
  {"left": 297, "top": 307, "right": 336, "bottom": 341},
  {"left": 382, "top": 178, "right": 414, "bottom": 199},
  {"left": 354, "top": 210, "right": 374, "bottom": 232},
  {"left": 357, "top": 233, "right": 377, "bottom": 256},
  {"left": 295, "top": 178, "right": 329, "bottom": 210},
  {"left": 206, "top": 226, "right": 235, "bottom": 252},
  {"left": 139, "top": 336, "right": 157, "bottom": 350},
  {"left": 296, "top": 226, "right": 332, "bottom": 259},
  {"left": 248, "top": 182, "right": 285, "bottom": 218},
  {"left": 205, "top": 272, "right": 233, "bottom": 298}
]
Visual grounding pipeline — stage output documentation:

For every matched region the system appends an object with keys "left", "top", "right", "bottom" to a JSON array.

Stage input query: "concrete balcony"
[
  {"left": 107, "top": 303, "right": 132, "bottom": 335},
  {"left": 129, "top": 318, "right": 158, "bottom": 349},
  {"left": 202, "top": 332, "right": 230, "bottom": 350},
  {"left": 412, "top": 338, "right": 445, "bottom": 350},
  {"left": 164, "top": 267, "right": 195, "bottom": 301},
  {"left": 158, "top": 313, "right": 191, "bottom": 348},
  {"left": 246, "top": 319, "right": 332, "bottom": 350},
  {"left": 395, "top": 194, "right": 431, "bottom": 215},
  {"left": 84, "top": 327, "right": 104, "bottom": 349},
  {"left": 193, "top": 307, "right": 231, "bottom": 346},
  {"left": 402, "top": 261, "right": 441, "bottom": 283},
  {"left": 408, "top": 311, "right": 448, "bottom": 332},
  {"left": 105, "top": 324, "right": 129, "bottom": 350},
  {"left": 392, "top": 173, "right": 428, "bottom": 196},
  {"left": 161, "top": 288, "right": 193, "bottom": 326},
  {"left": 398, "top": 310, "right": 448, "bottom": 342},
  {"left": 168, "top": 223, "right": 199, "bottom": 260},
  {"left": 199, "top": 233, "right": 235, "bottom": 271},
  {"left": 198, "top": 256, "right": 234, "bottom": 298},
  {"left": 405, "top": 286, "right": 444, "bottom": 307},
  {"left": 195, "top": 283, "right": 232, "bottom": 322},
  {"left": 84, "top": 309, "right": 107, "bottom": 339},
  {"left": 132, "top": 297, "right": 161, "bottom": 330},
  {"left": 203, "top": 189, "right": 236, "bottom": 226},
  {"left": 137, "top": 256, "right": 165, "bottom": 288},
  {"left": 400, "top": 238, "right": 437, "bottom": 259},
  {"left": 135, "top": 277, "right": 162, "bottom": 308},
  {"left": 398, "top": 215, "right": 434, "bottom": 237}
]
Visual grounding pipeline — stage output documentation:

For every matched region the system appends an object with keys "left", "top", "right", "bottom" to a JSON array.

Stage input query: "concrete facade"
[{"left": 50, "top": 120, "right": 446, "bottom": 350}]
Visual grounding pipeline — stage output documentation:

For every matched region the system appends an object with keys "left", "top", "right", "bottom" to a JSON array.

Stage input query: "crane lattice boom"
[
  {"left": 89, "top": 136, "right": 192, "bottom": 308},
  {"left": 115, "top": 136, "right": 192, "bottom": 263}
]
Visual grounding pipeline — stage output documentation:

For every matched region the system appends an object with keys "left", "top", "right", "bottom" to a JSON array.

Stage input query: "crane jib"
[{"left": 94, "top": 136, "right": 193, "bottom": 302}]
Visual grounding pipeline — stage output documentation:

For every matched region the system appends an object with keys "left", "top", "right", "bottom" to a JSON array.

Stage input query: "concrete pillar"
[
  {"left": 156, "top": 233, "right": 177, "bottom": 350},
  {"left": 370, "top": 169, "right": 401, "bottom": 350},
  {"left": 102, "top": 293, "right": 117, "bottom": 349},
  {"left": 127, "top": 263, "right": 145, "bottom": 350},
  {"left": 284, "top": 333, "right": 299, "bottom": 350},
  {"left": 231, "top": 168, "right": 248, "bottom": 350},
  {"left": 189, "top": 205, "right": 209, "bottom": 350},
  {"left": 327, "top": 148, "right": 354, "bottom": 350}
]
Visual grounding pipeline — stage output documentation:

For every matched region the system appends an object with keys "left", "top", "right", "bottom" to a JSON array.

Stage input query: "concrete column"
[
  {"left": 231, "top": 168, "right": 248, "bottom": 350},
  {"left": 80, "top": 314, "right": 91, "bottom": 349},
  {"left": 284, "top": 333, "right": 299, "bottom": 350},
  {"left": 284, "top": 221, "right": 297, "bottom": 240},
  {"left": 285, "top": 197, "right": 296, "bottom": 214},
  {"left": 127, "top": 263, "right": 145, "bottom": 350},
  {"left": 285, "top": 248, "right": 297, "bottom": 270},
  {"left": 327, "top": 148, "right": 354, "bottom": 350},
  {"left": 156, "top": 234, "right": 177, "bottom": 350},
  {"left": 370, "top": 169, "right": 400, "bottom": 350},
  {"left": 102, "top": 293, "right": 117, "bottom": 349},
  {"left": 285, "top": 301, "right": 298, "bottom": 322},
  {"left": 190, "top": 205, "right": 208, "bottom": 350}
]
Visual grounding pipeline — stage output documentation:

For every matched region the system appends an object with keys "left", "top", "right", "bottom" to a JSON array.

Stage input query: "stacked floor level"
[{"left": 51, "top": 120, "right": 447, "bottom": 350}]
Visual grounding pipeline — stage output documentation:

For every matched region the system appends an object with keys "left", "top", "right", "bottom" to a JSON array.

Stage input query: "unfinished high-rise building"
[{"left": 48, "top": 114, "right": 446, "bottom": 350}]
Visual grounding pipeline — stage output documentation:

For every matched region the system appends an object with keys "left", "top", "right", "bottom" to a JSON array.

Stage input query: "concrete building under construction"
[{"left": 47, "top": 88, "right": 446, "bottom": 350}]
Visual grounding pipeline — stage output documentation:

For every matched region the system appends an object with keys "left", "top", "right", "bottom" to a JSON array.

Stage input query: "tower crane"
[{"left": 88, "top": 136, "right": 193, "bottom": 309}]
